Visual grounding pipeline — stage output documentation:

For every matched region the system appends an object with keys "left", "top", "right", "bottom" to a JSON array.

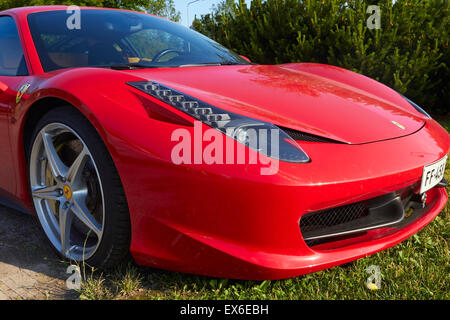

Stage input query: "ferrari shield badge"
[{"left": 16, "top": 83, "right": 31, "bottom": 104}]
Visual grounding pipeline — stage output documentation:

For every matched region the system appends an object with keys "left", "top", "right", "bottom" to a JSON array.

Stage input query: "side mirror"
[
  {"left": 0, "top": 80, "right": 8, "bottom": 92},
  {"left": 240, "top": 55, "right": 251, "bottom": 63}
]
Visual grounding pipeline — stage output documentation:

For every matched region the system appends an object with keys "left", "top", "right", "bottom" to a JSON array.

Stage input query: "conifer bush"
[{"left": 193, "top": 0, "right": 449, "bottom": 115}]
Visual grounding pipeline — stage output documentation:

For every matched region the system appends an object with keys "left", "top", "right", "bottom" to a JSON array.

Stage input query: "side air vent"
[{"left": 279, "top": 126, "right": 345, "bottom": 144}]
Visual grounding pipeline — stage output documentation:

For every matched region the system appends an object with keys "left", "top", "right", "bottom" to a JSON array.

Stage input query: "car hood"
[{"left": 129, "top": 63, "right": 425, "bottom": 144}]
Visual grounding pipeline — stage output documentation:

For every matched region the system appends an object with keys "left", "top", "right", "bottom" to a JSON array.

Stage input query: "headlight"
[
  {"left": 402, "top": 95, "right": 431, "bottom": 119},
  {"left": 128, "top": 81, "right": 310, "bottom": 163}
]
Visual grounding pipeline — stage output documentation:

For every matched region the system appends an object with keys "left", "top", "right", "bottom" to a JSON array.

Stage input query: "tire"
[{"left": 27, "top": 106, "right": 131, "bottom": 268}]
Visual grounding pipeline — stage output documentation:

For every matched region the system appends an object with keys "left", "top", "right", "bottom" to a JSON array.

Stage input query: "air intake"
[
  {"left": 279, "top": 126, "right": 345, "bottom": 144},
  {"left": 300, "top": 192, "right": 405, "bottom": 246}
]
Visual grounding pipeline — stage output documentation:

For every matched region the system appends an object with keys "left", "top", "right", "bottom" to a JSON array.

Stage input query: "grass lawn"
[{"left": 79, "top": 118, "right": 450, "bottom": 300}]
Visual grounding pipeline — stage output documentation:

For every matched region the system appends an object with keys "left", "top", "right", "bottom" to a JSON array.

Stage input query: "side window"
[{"left": 0, "top": 16, "right": 28, "bottom": 76}]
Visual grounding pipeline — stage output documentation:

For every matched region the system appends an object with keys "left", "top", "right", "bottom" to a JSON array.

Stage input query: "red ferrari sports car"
[{"left": 0, "top": 6, "right": 448, "bottom": 280}]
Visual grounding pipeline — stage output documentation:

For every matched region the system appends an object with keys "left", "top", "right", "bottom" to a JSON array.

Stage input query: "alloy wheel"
[{"left": 29, "top": 123, "right": 105, "bottom": 261}]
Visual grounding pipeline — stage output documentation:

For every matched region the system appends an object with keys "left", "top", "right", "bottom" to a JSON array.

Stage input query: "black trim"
[
  {"left": 279, "top": 126, "right": 346, "bottom": 144},
  {"left": 437, "top": 177, "right": 448, "bottom": 188},
  {"left": 300, "top": 193, "right": 405, "bottom": 244}
]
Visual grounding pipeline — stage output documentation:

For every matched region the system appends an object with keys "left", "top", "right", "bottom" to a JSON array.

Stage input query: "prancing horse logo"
[{"left": 64, "top": 185, "right": 72, "bottom": 200}]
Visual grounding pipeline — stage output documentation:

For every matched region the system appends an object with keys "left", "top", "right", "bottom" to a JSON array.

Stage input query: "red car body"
[{"left": 0, "top": 6, "right": 449, "bottom": 279}]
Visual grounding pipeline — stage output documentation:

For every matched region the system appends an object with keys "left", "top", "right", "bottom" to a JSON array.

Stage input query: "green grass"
[{"left": 78, "top": 118, "right": 450, "bottom": 300}]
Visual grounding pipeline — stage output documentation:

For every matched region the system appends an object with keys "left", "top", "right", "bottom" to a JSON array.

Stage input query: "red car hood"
[{"left": 130, "top": 63, "right": 425, "bottom": 144}]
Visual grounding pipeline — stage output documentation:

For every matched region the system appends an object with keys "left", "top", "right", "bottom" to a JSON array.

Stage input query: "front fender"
[{"left": 10, "top": 67, "right": 156, "bottom": 212}]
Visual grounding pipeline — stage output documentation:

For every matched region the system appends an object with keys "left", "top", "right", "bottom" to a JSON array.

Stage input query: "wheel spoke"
[
  {"left": 41, "top": 131, "right": 68, "bottom": 179},
  {"left": 32, "top": 185, "right": 61, "bottom": 201},
  {"left": 59, "top": 202, "right": 74, "bottom": 257},
  {"left": 67, "top": 148, "right": 89, "bottom": 185},
  {"left": 72, "top": 195, "right": 102, "bottom": 237}
]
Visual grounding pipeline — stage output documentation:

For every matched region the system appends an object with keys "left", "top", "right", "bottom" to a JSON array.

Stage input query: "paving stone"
[{"left": 0, "top": 205, "right": 78, "bottom": 300}]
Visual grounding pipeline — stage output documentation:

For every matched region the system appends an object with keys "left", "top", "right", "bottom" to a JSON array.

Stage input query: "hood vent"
[{"left": 279, "top": 126, "right": 345, "bottom": 144}]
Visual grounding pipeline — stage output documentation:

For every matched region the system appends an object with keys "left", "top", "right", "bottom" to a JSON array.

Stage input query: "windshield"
[{"left": 27, "top": 9, "right": 249, "bottom": 72}]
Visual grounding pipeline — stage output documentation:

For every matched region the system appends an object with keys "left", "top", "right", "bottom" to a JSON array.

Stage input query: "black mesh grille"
[
  {"left": 300, "top": 186, "right": 419, "bottom": 247},
  {"left": 280, "top": 126, "right": 344, "bottom": 144},
  {"left": 300, "top": 201, "right": 369, "bottom": 245}
]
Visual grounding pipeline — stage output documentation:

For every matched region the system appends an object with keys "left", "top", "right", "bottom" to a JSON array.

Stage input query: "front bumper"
[{"left": 111, "top": 117, "right": 449, "bottom": 280}]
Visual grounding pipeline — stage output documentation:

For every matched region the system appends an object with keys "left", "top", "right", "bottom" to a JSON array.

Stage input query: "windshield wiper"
[
  {"left": 93, "top": 64, "right": 161, "bottom": 70},
  {"left": 96, "top": 62, "right": 248, "bottom": 69},
  {"left": 179, "top": 62, "right": 247, "bottom": 67},
  {"left": 219, "top": 62, "right": 248, "bottom": 66},
  {"left": 179, "top": 63, "right": 221, "bottom": 67}
]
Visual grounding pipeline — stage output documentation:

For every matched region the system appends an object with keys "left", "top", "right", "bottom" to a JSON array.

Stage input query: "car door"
[{"left": 0, "top": 15, "right": 30, "bottom": 197}]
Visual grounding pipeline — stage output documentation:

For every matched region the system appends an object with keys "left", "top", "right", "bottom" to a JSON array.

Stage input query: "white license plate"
[{"left": 420, "top": 156, "right": 447, "bottom": 193}]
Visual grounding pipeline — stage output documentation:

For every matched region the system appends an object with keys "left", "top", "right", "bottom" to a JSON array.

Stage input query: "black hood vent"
[{"left": 279, "top": 126, "right": 345, "bottom": 144}]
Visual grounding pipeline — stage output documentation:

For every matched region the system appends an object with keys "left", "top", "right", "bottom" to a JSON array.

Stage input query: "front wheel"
[{"left": 28, "top": 107, "right": 131, "bottom": 268}]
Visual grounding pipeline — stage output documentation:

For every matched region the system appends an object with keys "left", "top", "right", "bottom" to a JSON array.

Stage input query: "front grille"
[
  {"left": 300, "top": 202, "right": 368, "bottom": 235},
  {"left": 300, "top": 191, "right": 409, "bottom": 247},
  {"left": 280, "top": 126, "right": 345, "bottom": 144}
]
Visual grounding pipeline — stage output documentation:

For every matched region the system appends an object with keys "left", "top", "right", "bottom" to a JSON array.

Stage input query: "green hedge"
[{"left": 193, "top": 0, "right": 449, "bottom": 115}]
